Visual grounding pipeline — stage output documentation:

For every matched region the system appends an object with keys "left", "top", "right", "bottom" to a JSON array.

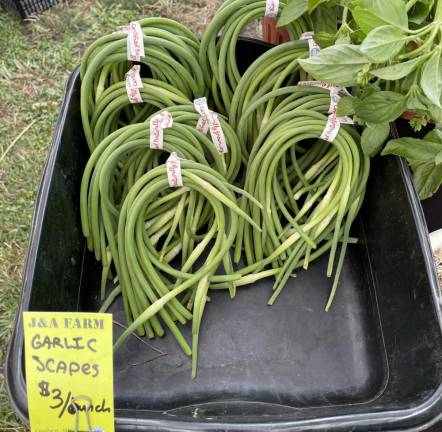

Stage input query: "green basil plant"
[{"left": 279, "top": 0, "right": 442, "bottom": 198}]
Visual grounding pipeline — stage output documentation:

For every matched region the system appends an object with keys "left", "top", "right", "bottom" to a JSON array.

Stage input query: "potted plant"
[{"left": 277, "top": 0, "right": 442, "bottom": 201}]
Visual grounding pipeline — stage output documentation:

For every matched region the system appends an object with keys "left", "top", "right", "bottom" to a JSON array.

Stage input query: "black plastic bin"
[
  {"left": 6, "top": 38, "right": 442, "bottom": 431},
  {"left": 1, "top": 0, "right": 59, "bottom": 18}
]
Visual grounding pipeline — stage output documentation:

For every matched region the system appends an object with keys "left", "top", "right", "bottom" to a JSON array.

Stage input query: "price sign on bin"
[{"left": 23, "top": 312, "right": 114, "bottom": 432}]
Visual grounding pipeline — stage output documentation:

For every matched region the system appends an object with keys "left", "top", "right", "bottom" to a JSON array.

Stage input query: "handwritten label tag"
[
  {"left": 208, "top": 113, "right": 228, "bottom": 154},
  {"left": 150, "top": 111, "right": 173, "bottom": 149},
  {"left": 193, "top": 98, "right": 228, "bottom": 154},
  {"left": 298, "top": 80, "right": 354, "bottom": 131},
  {"left": 23, "top": 312, "right": 114, "bottom": 432},
  {"left": 320, "top": 114, "right": 341, "bottom": 143},
  {"left": 300, "top": 32, "right": 321, "bottom": 57},
  {"left": 194, "top": 97, "right": 212, "bottom": 129},
  {"left": 298, "top": 80, "right": 352, "bottom": 97},
  {"left": 196, "top": 115, "right": 210, "bottom": 134},
  {"left": 166, "top": 152, "right": 183, "bottom": 187},
  {"left": 125, "top": 65, "right": 143, "bottom": 104},
  {"left": 119, "top": 22, "right": 145, "bottom": 61},
  {"left": 298, "top": 80, "right": 338, "bottom": 91},
  {"left": 265, "top": 0, "right": 279, "bottom": 17},
  {"left": 127, "top": 21, "right": 144, "bottom": 62},
  {"left": 329, "top": 87, "right": 341, "bottom": 114},
  {"left": 320, "top": 114, "right": 353, "bottom": 143}
]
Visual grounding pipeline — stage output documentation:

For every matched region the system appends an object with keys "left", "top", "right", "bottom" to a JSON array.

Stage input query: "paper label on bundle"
[
  {"left": 150, "top": 111, "right": 174, "bottom": 149},
  {"left": 300, "top": 32, "right": 321, "bottom": 57},
  {"left": 298, "top": 81, "right": 354, "bottom": 123},
  {"left": 298, "top": 80, "right": 339, "bottom": 92},
  {"left": 125, "top": 75, "right": 143, "bottom": 103},
  {"left": 194, "top": 98, "right": 228, "bottom": 154},
  {"left": 126, "top": 65, "right": 143, "bottom": 88},
  {"left": 298, "top": 80, "right": 351, "bottom": 96},
  {"left": 320, "top": 114, "right": 341, "bottom": 143},
  {"left": 208, "top": 113, "right": 228, "bottom": 154},
  {"left": 196, "top": 116, "right": 210, "bottom": 134},
  {"left": 23, "top": 311, "right": 114, "bottom": 432},
  {"left": 166, "top": 152, "right": 183, "bottom": 187},
  {"left": 126, "top": 21, "right": 144, "bottom": 61},
  {"left": 265, "top": 0, "right": 279, "bottom": 17},
  {"left": 194, "top": 97, "right": 212, "bottom": 125},
  {"left": 328, "top": 90, "right": 354, "bottom": 124},
  {"left": 329, "top": 88, "right": 341, "bottom": 115}
]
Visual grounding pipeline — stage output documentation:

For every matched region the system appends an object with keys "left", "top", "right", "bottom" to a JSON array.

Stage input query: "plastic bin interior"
[{"left": 6, "top": 38, "right": 442, "bottom": 431}]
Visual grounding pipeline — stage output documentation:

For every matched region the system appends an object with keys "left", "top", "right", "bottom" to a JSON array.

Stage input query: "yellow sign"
[{"left": 23, "top": 312, "right": 114, "bottom": 432}]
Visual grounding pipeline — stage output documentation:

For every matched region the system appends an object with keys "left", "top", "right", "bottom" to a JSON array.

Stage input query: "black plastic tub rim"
[{"left": 5, "top": 49, "right": 442, "bottom": 431}]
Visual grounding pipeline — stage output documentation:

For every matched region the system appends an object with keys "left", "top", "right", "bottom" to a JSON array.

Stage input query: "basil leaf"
[
  {"left": 424, "top": 129, "right": 442, "bottom": 143},
  {"left": 360, "top": 25, "right": 407, "bottom": 63},
  {"left": 407, "top": 93, "right": 429, "bottom": 112},
  {"left": 384, "top": 131, "right": 442, "bottom": 198},
  {"left": 308, "top": 0, "right": 328, "bottom": 12},
  {"left": 355, "top": 91, "right": 406, "bottom": 123},
  {"left": 421, "top": 50, "right": 442, "bottom": 108},
  {"left": 361, "top": 122, "right": 390, "bottom": 156},
  {"left": 409, "top": 0, "right": 434, "bottom": 24},
  {"left": 351, "top": 0, "right": 408, "bottom": 34},
  {"left": 336, "top": 96, "right": 356, "bottom": 116},
  {"left": 315, "top": 31, "right": 336, "bottom": 48},
  {"left": 371, "top": 57, "right": 422, "bottom": 80},
  {"left": 299, "top": 44, "right": 370, "bottom": 86},
  {"left": 312, "top": 4, "right": 337, "bottom": 33},
  {"left": 411, "top": 161, "right": 442, "bottom": 199},
  {"left": 357, "top": 85, "right": 379, "bottom": 98},
  {"left": 336, "top": 33, "right": 352, "bottom": 44},
  {"left": 428, "top": 103, "right": 442, "bottom": 124},
  {"left": 382, "top": 137, "right": 442, "bottom": 161},
  {"left": 278, "top": 0, "right": 308, "bottom": 26},
  {"left": 335, "top": 26, "right": 352, "bottom": 44}
]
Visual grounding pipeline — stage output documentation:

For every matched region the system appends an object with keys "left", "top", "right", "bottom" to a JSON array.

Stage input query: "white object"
[
  {"left": 265, "top": 0, "right": 279, "bottom": 17},
  {"left": 166, "top": 152, "right": 183, "bottom": 187},
  {"left": 300, "top": 32, "right": 321, "bottom": 57},
  {"left": 120, "top": 21, "right": 145, "bottom": 61},
  {"left": 193, "top": 98, "right": 228, "bottom": 154},
  {"left": 150, "top": 111, "right": 173, "bottom": 149},
  {"left": 430, "top": 229, "right": 442, "bottom": 253},
  {"left": 125, "top": 65, "right": 143, "bottom": 104}
]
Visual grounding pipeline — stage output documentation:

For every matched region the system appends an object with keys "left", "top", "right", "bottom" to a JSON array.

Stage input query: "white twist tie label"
[
  {"left": 328, "top": 88, "right": 354, "bottom": 124},
  {"left": 298, "top": 81, "right": 354, "bottom": 143},
  {"left": 150, "top": 111, "right": 173, "bottom": 149},
  {"left": 208, "top": 112, "right": 228, "bottom": 155},
  {"left": 194, "top": 97, "right": 212, "bottom": 133},
  {"left": 265, "top": 0, "right": 279, "bottom": 17},
  {"left": 120, "top": 21, "right": 145, "bottom": 61},
  {"left": 125, "top": 65, "right": 143, "bottom": 104},
  {"left": 300, "top": 32, "right": 321, "bottom": 57},
  {"left": 166, "top": 152, "right": 183, "bottom": 187},
  {"left": 320, "top": 95, "right": 354, "bottom": 143},
  {"left": 196, "top": 116, "right": 210, "bottom": 134},
  {"left": 194, "top": 98, "right": 228, "bottom": 154},
  {"left": 298, "top": 80, "right": 353, "bottom": 116},
  {"left": 298, "top": 80, "right": 338, "bottom": 91},
  {"left": 329, "top": 87, "right": 343, "bottom": 115},
  {"left": 320, "top": 115, "right": 342, "bottom": 143}
]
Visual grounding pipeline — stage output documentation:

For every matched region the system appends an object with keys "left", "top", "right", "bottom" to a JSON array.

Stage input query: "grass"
[{"left": 0, "top": 0, "right": 225, "bottom": 429}]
